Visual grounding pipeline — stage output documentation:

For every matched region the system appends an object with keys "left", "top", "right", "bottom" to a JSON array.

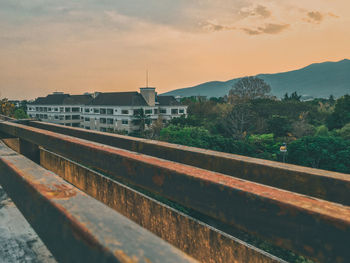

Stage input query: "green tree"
[
  {"left": 326, "top": 94, "right": 350, "bottom": 129},
  {"left": 288, "top": 136, "right": 350, "bottom": 173},
  {"left": 283, "top": 92, "right": 302, "bottom": 102},
  {"left": 14, "top": 108, "right": 28, "bottom": 119},
  {"left": 132, "top": 108, "right": 151, "bottom": 135},
  {"left": 267, "top": 115, "right": 292, "bottom": 137},
  {"left": 338, "top": 123, "right": 350, "bottom": 140}
]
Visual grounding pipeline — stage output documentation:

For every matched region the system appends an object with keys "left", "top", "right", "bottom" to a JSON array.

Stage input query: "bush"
[{"left": 288, "top": 136, "right": 350, "bottom": 173}]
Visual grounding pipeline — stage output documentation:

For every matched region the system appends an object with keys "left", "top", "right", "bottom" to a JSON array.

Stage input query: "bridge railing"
[{"left": 0, "top": 119, "right": 349, "bottom": 263}]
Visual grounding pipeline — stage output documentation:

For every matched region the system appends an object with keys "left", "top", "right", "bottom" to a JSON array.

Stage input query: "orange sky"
[{"left": 0, "top": 0, "right": 349, "bottom": 100}]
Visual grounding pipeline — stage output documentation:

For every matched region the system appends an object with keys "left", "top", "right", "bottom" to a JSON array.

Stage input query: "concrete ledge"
[
  {"left": 1, "top": 122, "right": 349, "bottom": 262},
  {"left": 40, "top": 147, "right": 283, "bottom": 263},
  {"left": 28, "top": 120, "right": 350, "bottom": 205},
  {"left": 0, "top": 141, "right": 197, "bottom": 263}
]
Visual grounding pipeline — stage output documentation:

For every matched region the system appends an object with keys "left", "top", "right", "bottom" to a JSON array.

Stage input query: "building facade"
[
  {"left": 27, "top": 92, "right": 93, "bottom": 127},
  {"left": 28, "top": 88, "right": 187, "bottom": 133}
]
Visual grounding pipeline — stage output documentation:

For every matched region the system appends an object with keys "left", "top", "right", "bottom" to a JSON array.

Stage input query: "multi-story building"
[
  {"left": 27, "top": 92, "right": 93, "bottom": 127},
  {"left": 27, "top": 88, "right": 187, "bottom": 133}
]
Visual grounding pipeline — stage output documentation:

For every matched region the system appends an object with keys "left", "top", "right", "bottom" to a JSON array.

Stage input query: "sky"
[{"left": 0, "top": 0, "right": 349, "bottom": 100}]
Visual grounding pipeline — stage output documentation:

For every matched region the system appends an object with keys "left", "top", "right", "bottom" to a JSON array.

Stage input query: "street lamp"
[{"left": 280, "top": 143, "right": 287, "bottom": 163}]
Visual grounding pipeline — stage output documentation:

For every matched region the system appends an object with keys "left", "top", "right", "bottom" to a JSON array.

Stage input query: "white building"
[
  {"left": 27, "top": 88, "right": 187, "bottom": 133},
  {"left": 27, "top": 92, "right": 93, "bottom": 127}
]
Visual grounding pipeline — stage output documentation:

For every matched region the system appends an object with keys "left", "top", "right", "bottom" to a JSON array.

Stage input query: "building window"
[
  {"left": 160, "top": 108, "right": 167, "bottom": 114},
  {"left": 84, "top": 117, "right": 90, "bottom": 122},
  {"left": 65, "top": 115, "right": 71, "bottom": 120},
  {"left": 100, "top": 127, "right": 107, "bottom": 132},
  {"left": 85, "top": 126, "right": 90, "bottom": 130},
  {"left": 54, "top": 115, "right": 59, "bottom": 120},
  {"left": 154, "top": 109, "right": 158, "bottom": 114},
  {"left": 122, "top": 110, "right": 129, "bottom": 115},
  {"left": 72, "top": 107, "right": 80, "bottom": 112},
  {"left": 100, "top": 108, "right": 106, "bottom": 114},
  {"left": 122, "top": 120, "right": 128, "bottom": 125},
  {"left": 145, "top": 109, "right": 152, "bottom": 114},
  {"left": 84, "top": 108, "right": 89, "bottom": 113},
  {"left": 54, "top": 108, "right": 59, "bottom": 112},
  {"left": 60, "top": 107, "right": 64, "bottom": 112},
  {"left": 114, "top": 109, "right": 118, "bottom": 113},
  {"left": 179, "top": 109, "right": 185, "bottom": 114},
  {"left": 107, "top": 118, "right": 114, "bottom": 124},
  {"left": 48, "top": 108, "right": 52, "bottom": 112},
  {"left": 171, "top": 109, "right": 178, "bottom": 115},
  {"left": 65, "top": 107, "right": 71, "bottom": 112},
  {"left": 107, "top": 109, "right": 113, "bottom": 115},
  {"left": 72, "top": 123, "right": 80, "bottom": 127},
  {"left": 94, "top": 108, "right": 100, "bottom": 114},
  {"left": 100, "top": 118, "right": 106, "bottom": 124},
  {"left": 72, "top": 115, "right": 80, "bottom": 120}
]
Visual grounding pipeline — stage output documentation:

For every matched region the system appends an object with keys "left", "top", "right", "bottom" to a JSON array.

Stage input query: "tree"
[
  {"left": 338, "top": 123, "right": 350, "bottom": 140},
  {"left": 147, "top": 116, "right": 164, "bottom": 139},
  {"left": 288, "top": 136, "right": 350, "bottom": 173},
  {"left": 228, "top": 77, "right": 271, "bottom": 104},
  {"left": 283, "top": 92, "right": 301, "bottom": 102},
  {"left": 267, "top": 115, "right": 292, "bottom": 138},
  {"left": 0, "top": 98, "right": 15, "bottom": 117},
  {"left": 132, "top": 108, "right": 151, "bottom": 135},
  {"left": 221, "top": 103, "right": 256, "bottom": 139},
  {"left": 326, "top": 94, "right": 350, "bottom": 129},
  {"left": 14, "top": 108, "right": 28, "bottom": 119}
]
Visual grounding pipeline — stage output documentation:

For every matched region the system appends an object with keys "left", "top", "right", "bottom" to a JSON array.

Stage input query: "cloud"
[
  {"left": 239, "top": 5, "right": 272, "bottom": 19},
  {"left": 304, "top": 11, "right": 339, "bottom": 24},
  {"left": 201, "top": 21, "right": 235, "bottom": 32},
  {"left": 242, "top": 23, "right": 290, "bottom": 35},
  {"left": 307, "top": 11, "right": 324, "bottom": 23},
  {"left": 254, "top": 5, "right": 272, "bottom": 19}
]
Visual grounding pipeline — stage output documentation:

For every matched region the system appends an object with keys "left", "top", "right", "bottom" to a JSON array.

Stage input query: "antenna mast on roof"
[{"left": 146, "top": 69, "right": 149, "bottom": 88}]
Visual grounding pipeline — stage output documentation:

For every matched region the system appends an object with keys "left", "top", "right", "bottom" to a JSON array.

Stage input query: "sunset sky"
[{"left": 0, "top": 0, "right": 349, "bottom": 100}]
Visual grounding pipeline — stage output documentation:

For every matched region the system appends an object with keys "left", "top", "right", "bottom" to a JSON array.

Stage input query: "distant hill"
[{"left": 162, "top": 59, "right": 350, "bottom": 98}]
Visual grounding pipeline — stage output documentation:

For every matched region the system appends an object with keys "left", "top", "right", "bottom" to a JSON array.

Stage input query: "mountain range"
[{"left": 162, "top": 59, "right": 350, "bottom": 99}]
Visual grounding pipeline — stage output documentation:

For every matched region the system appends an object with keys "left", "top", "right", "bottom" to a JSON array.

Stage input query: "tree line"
[{"left": 138, "top": 77, "right": 350, "bottom": 174}]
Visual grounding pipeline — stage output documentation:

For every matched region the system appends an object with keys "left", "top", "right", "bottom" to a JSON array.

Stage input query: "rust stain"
[
  {"left": 114, "top": 250, "right": 139, "bottom": 263},
  {"left": 34, "top": 183, "right": 77, "bottom": 199},
  {"left": 152, "top": 174, "right": 165, "bottom": 187}
]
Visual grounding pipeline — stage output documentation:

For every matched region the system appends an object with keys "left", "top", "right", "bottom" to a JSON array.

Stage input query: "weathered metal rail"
[
  {"left": 0, "top": 142, "right": 196, "bottom": 263},
  {"left": 0, "top": 120, "right": 349, "bottom": 263},
  {"left": 26, "top": 120, "right": 350, "bottom": 205}
]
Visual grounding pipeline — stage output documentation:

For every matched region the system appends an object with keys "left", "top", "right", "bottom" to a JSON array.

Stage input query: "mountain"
[{"left": 162, "top": 59, "right": 350, "bottom": 98}]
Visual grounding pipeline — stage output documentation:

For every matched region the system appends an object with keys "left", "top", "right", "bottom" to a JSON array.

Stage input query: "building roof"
[
  {"left": 29, "top": 94, "right": 92, "bottom": 105},
  {"left": 157, "top": 96, "right": 182, "bottom": 106},
  {"left": 88, "top": 92, "right": 148, "bottom": 106}
]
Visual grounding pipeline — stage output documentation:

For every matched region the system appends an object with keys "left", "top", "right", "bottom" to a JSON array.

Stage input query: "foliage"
[
  {"left": 326, "top": 94, "right": 350, "bottom": 129},
  {"left": 228, "top": 77, "right": 271, "bottom": 104},
  {"left": 314, "top": 125, "right": 330, "bottom": 137},
  {"left": 0, "top": 98, "right": 15, "bottom": 117},
  {"left": 132, "top": 108, "right": 151, "bottom": 135},
  {"left": 338, "top": 123, "right": 350, "bottom": 140},
  {"left": 14, "top": 108, "right": 29, "bottom": 119},
  {"left": 283, "top": 92, "right": 301, "bottom": 102},
  {"left": 288, "top": 136, "right": 350, "bottom": 173},
  {"left": 267, "top": 115, "right": 291, "bottom": 138}
]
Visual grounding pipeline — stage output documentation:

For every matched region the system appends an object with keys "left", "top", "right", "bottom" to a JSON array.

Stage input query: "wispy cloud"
[
  {"left": 242, "top": 23, "right": 290, "bottom": 35},
  {"left": 201, "top": 21, "right": 236, "bottom": 32},
  {"left": 304, "top": 11, "right": 339, "bottom": 24},
  {"left": 239, "top": 5, "right": 272, "bottom": 19}
]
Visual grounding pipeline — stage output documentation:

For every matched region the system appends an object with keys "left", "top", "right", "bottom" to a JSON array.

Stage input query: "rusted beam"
[
  {"left": 0, "top": 121, "right": 349, "bottom": 262},
  {"left": 40, "top": 147, "right": 283, "bottom": 263},
  {"left": 27, "top": 120, "right": 350, "bottom": 205},
  {"left": 0, "top": 142, "right": 197, "bottom": 263}
]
